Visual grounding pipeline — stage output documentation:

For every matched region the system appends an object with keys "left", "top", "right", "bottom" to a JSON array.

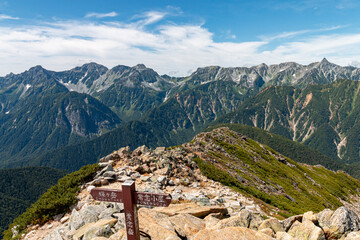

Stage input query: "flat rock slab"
[
  {"left": 169, "top": 213, "right": 205, "bottom": 238},
  {"left": 192, "top": 226, "right": 275, "bottom": 240},
  {"left": 138, "top": 208, "right": 181, "bottom": 240},
  {"left": 70, "top": 218, "right": 117, "bottom": 240},
  {"left": 153, "top": 202, "right": 227, "bottom": 218}
]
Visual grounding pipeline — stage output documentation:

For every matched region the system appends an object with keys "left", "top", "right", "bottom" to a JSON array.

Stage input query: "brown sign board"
[
  {"left": 90, "top": 188, "right": 172, "bottom": 207},
  {"left": 90, "top": 181, "right": 172, "bottom": 240}
]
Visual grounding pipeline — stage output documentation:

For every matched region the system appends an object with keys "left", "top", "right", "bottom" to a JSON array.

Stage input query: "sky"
[{"left": 1, "top": 0, "right": 360, "bottom": 76}]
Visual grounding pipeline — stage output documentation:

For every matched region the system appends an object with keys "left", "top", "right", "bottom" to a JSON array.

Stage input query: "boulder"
[
  {"left": 69, "top": 209, "right": 85, "bottom": 231},
  {"left": 281, "top": 215, "right": 302, "bottom": 231},
  {"left": 79, "top": 205, "right": 104, "bottom": 224},
  {"left": 276, "top": 231, "right": 295, "bottom": 240},
  {"left": 138, "top": 208, "right": 181, "bottom": 240},
  {"left": 303, "top": 211, "right": 317, "bottom": 223},
  {"left": 169, "top": 214, "right": 205, "bottom": 238},
  {"left": 70, "top": 218, "right": 117, "bottom": 240},
  {"left": 258, "top": 218, "right": 284, "bottom": 233},
  {"left": 192, "top": 226, "right": 274, "bottom": 240},
  {"left": 344, "top": 231, "right": 360, "bottom": 239},
  {"left": 288, "top": 220, "right": 325, "bottom": 240},
  {"left": 82, "top": 224, "right": 113, "bottom": 240},
  {"left": 204, "top": 214, "right": 221, "bottom": 229},
  {"left": 43, "top": 228, "right": 64, "bottom": 240},
  {"left": 153, "top": 202, "right": 227, "bottom": 218},
  {"left": 328, "top": 206, "right": 360, "bottom": 237},
  {"left": 213, "top": 209, "right": 263, "bottom": 230},
  {"left": 108, "top": 229, "right": 126, "bottom": 240},
  {"left": 259, "top": 228, "right": 275, "bottom": 238},
  {"left": 317, "top": 208, "right": 333, "bottom": 228}
]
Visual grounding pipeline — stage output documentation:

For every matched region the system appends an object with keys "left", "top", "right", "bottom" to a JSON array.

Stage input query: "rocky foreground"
[{"left": 14, "top": 129, "right": 360, "bottom": 240}]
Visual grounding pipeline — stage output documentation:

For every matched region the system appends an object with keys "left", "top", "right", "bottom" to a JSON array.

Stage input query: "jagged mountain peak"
[
  {"left": 71, "top": 62, "right": 108, "bottom": 72},
  {"left": 28, "top": 65, "right": 46, "bottom": 72},
  {"left": 133, "top": 63, "right": 147, "bottom": 70},
  {"left": 321, "top": 57, "right": 329, "bottom": 63}
]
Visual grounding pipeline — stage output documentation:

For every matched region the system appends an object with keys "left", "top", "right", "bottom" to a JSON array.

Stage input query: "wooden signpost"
[{"left": 90, "top": 180, "right": 172, "bottom": 240}]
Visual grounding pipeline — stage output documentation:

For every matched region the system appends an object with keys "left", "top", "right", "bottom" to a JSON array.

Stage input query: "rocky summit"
[{"left": 7, "top": 127, "right": 360, "bottom": 240}]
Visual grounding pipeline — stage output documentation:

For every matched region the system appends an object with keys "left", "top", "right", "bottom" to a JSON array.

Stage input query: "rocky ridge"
[{"left": 14, "top": 128, "right": 360, "bottom": 240}]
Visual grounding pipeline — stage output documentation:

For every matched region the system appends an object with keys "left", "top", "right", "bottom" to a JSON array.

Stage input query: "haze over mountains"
[{"left": 2, "top": 58, "right": 360, "bottom": 171}]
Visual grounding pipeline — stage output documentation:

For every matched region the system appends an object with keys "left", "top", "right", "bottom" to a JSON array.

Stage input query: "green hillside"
[
  {"left": 0, "top": 167, "right": 66, "bottom": 234},
  {"left": 207, "top": 124, "right": 360, "bottom": 179},
  {"left": 190, "top": 127, "right": 360, "bottom": 217}
]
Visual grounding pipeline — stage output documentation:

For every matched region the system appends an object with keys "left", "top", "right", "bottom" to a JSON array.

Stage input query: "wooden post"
[
  {"left": 90, "top": 180, "right": 172, "bottom": 240},
  {"left": 122, "top": 180, "right": 140, "bottom": 240}
]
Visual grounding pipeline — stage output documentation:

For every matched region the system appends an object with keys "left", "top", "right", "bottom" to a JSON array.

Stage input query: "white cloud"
[
  {"left": 131, "top": 11, "right": 168, "bottom": 27},
  {"left": 0, "top": 14, "right": 18, "bottom": 20},
  {"left": 0, "top": 16, "right": 360, "bottom": 77},
  {"left": 85, "top": 12, "right": 117, "bottom": 18},
  {"left": 261, "top": 26, "right": 343, "bottom": 41}
]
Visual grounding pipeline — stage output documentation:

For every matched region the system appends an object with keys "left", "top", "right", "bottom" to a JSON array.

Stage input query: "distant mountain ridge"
[{"left": 2, "top": 59, "right": 360, "bottom": 169}]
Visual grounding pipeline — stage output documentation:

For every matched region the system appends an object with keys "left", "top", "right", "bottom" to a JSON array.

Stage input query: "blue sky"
[{"left": 1, "top": 0, "right": 360, "bottom": 76}]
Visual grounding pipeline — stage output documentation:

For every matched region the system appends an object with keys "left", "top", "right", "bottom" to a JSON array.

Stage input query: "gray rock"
[
  {"left": 288, "top": 220, "right": 325, "bottom": 240},
  {"left": 53, "top": 213, "right": 64, "bottom": 221},
  {"left": 317, "top": 209, "right": 333, "bottom": 229},
  {"left": 60, "top": 216, "right": 69, "bottom": 224},
  {"left": 157, "top": 176, "right": 167, "bottom": 185},
  {"left": 140, "top": 175, "right": 151, "bottom": 182},
  {"left": 131, "top": 172, "right": 141, "bottom": 180},
  {"left": 79, "top": 205, "right": 105, "bottom": 225},
  {"left": 117, "top": 176, "right": 132, "bottom": 182},
  {"left": 103, "top": 171, "right": 116, "bottom": 178},
  {"left": 329, "top": 206, "right": 360, "bottom": 236},
  {"left": 345, "top": 231, "right": 360, "bottom": 239},
  {"left": 69, "top": 209, "right": 85, "bottom": 231},
  {"left": 43, "top": 228, "right": 63, "bottom": 240},
  {"left": 281, "top": 215, "right": 303, "bottom": 231},
  {"left": 114, "top": 214, "right": 126, "bottom": 231},
  {"left": 98, "top": 162, "right": 111, "bottom": 167},
  {"left": 99, "top": 207, "right": 121, "bottom": 219},
  {"left": 83, "top": 224, "right": 113, "bottom": 240},
  {"left": 87, "top": 185, "right": 96, "bottom": 193}
]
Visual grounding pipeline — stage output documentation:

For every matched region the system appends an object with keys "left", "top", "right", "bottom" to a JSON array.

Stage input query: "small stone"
[
  {"left": 98, "top": 162, "right": 110, "bottom": 167},
  {"left": 100, "top": 179, "right": 109, "bottom": 185},
  {"left": 140, "top": 176, "right": 151, "bottom": 182},
  {"left": 183, "top": 178, "right": 190, "bottom": 186},
  {"left": 87, "top": 185, "right": 96, "bottom": 193},
  {"left": 131, "top": 172, "right": 141, "bottom": 180},
  {"left": 103, "top": 171, "right": 116, "bottom": 178},
  {"left": 157, "top": 176, "right": 167, "bottom": 185},
  {"left": 60, "top": 216, "right": 70, "bottom": 224}
]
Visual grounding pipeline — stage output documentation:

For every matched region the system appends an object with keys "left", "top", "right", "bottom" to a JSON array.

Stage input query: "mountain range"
[{"left": 2, "top": 58, "right": 360, "bottom": 171}]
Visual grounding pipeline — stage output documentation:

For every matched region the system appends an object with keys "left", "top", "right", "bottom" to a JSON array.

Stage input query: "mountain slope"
[
  {"left": 90, "top": 64, "right": 176, "bottom": 121},
  {"left": 0, "top": 66, "right": 121, "bottom": 168},
  {"left": 190, "top": 127, "right": 360, "bottom": 216},
  {"left": 206, "top": 123, "right": 360, "bottom": 179},
  {"left": 217, "top": 79, "right": 360, "bottom": 164},
  {"left": 0, "top": 91, "right": 121, "bottom": 168}
]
